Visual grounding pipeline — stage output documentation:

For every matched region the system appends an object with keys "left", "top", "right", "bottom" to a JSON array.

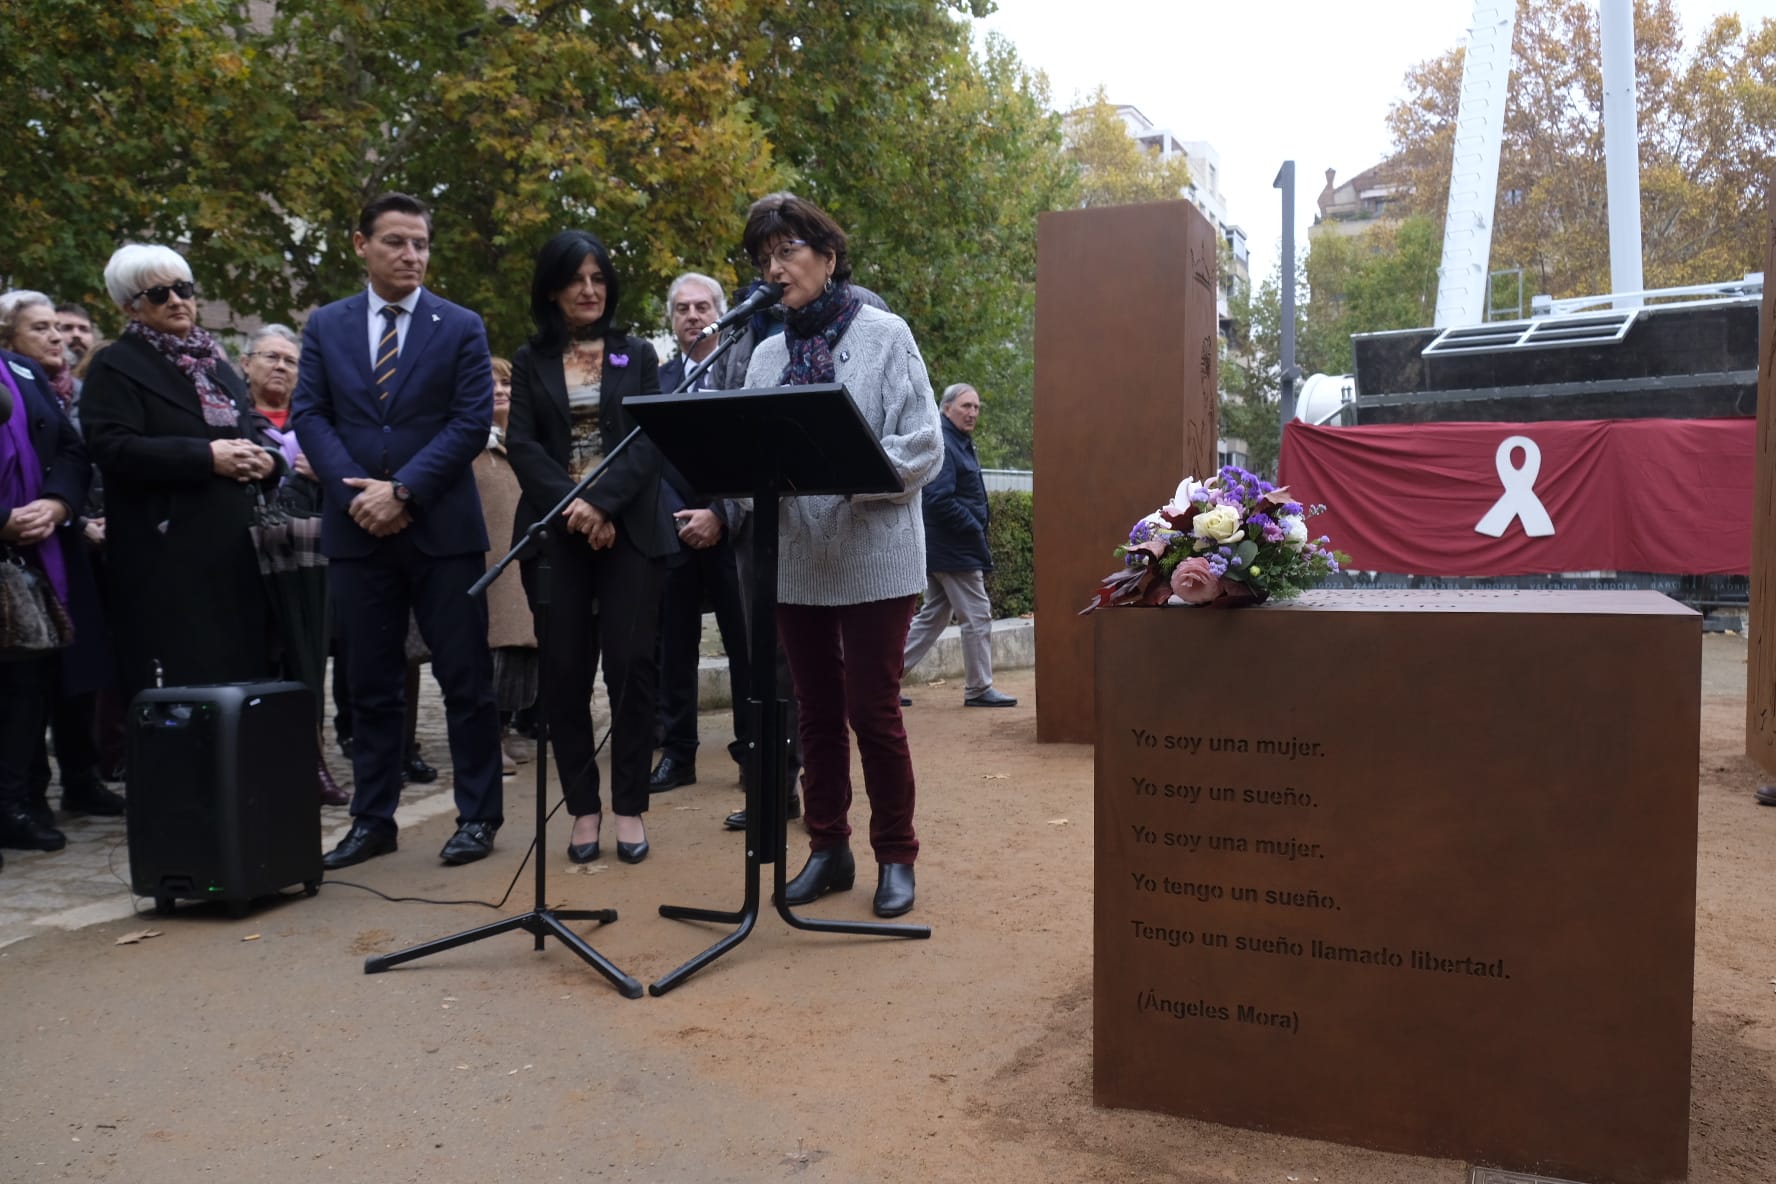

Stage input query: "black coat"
[
  {"left": 505, "top": 331, "right": 676, "bottom": 560},
  {"left": 79, "top": 333, "right": 282, "bottom": 696},
  {"left": 2, "top": 351, "right": 109, "bottom": 691},
  {"left": 922, "top": 415, "right": 991, "bottom": 572}
]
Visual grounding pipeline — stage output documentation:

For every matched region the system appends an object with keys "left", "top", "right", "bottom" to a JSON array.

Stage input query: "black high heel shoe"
[
  {"left": 615, "top": 815, "right": 649, "bottom": 864},
  {"left": 566, "top": 814, "right": 601, "bottom": 864}
]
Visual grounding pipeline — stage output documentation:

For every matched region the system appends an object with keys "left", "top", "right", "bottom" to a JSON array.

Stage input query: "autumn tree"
[
  {"left": 1386, "top": 0, "right": 1776, "bottom": 300},
  {"left": 0, "top": 0, "right": 264, "bottom": 323},
  {"left": 1063, "top": 87, "right": 1194, "bottom": 208},
  {"left": 732, "top": 8, "right": 1073, "bottom": 467},
  {"left": 3, "top": 0, "right": 1075, "bottom": 471}
]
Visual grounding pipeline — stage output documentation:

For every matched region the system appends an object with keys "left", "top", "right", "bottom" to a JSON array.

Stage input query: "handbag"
[{"left": 0, "top": 544, "right": 74, "bottom": 661}]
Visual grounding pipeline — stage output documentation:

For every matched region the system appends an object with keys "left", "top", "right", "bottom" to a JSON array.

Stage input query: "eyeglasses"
[
  {"left": 248, "top": 352, "right": 299, "bottom": 369},
  {"left": 756, "top": 239, "right": 809, "bottom": 270},
  {"left": 132, "top": 280, "right": 196, "bottom": 305}
]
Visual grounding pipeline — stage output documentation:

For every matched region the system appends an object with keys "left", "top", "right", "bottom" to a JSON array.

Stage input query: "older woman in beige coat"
[{"left": 475, "top": 357, "right": 537, "bottom": 774}]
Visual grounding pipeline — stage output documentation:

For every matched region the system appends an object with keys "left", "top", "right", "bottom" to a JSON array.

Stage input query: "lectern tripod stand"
[
  {"left": 625, "top": 383, "right": 933, "bottom": 996},
  {"left": 362, "top": 439, "right": 647, "bottom": 998}
]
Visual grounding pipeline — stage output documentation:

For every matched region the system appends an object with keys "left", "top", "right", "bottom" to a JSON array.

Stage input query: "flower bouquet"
[{"left": 1081, "top": 466, "right": 1349, "bottom": 612}]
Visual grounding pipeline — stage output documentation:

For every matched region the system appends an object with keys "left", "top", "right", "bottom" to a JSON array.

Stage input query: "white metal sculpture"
[{"left": 1433, "top": 1, "right": 1518, "bottom": 328}]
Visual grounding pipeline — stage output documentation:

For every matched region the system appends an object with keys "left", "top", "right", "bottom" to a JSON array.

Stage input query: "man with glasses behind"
[{"left": 291, "top": 192, "right": 504, "bottom": 870}]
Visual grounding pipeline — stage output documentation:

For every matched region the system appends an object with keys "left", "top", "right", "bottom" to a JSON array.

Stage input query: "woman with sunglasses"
[
  {"left": 79, "top": 244, "right": 285, "bottom": 699},
  {"left": 737, "top": 193, "right": 943, "bottom": 917}
]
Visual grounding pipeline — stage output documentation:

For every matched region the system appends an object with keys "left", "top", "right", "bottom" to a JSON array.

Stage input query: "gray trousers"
[{"left": 902, "top": 569, "right": 994, "bottom": 697}]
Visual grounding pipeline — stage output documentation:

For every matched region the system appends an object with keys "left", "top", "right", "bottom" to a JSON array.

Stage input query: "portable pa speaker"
[{"left": 126, "top": 681, "right": 323, "bottom": 917}]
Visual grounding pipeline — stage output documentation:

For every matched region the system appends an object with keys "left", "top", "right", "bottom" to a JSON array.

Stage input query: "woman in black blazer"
[
  {"left": 79, "top": 243, "right": 284, "bottom": 700},
  {"left": 505, "top": 230, "right": 675, "bottom": 865}
]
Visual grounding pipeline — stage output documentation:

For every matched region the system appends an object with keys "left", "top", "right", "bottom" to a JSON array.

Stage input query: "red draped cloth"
[{"left": 1276, "top": 418, "right": 1755, "bottom": 576}]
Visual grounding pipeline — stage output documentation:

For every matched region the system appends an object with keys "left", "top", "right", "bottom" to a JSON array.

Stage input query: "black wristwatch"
[{"left": 391, "top": 479, "right": 412, "bottom": 504}]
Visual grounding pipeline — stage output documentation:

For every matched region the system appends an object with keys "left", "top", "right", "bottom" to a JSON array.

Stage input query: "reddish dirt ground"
[{"left": 1, "top": 646, "right": 1772, "bottom": 1183}]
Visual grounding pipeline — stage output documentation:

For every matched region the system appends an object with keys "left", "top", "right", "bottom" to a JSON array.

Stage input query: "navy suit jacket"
[{"left": 291, "top": 287, "right": 493, "bottom": 559}]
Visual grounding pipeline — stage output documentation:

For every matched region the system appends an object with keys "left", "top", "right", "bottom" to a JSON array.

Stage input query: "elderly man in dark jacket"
[{"left": 901, "top": 383, "right": 1015, "bottom": 707}]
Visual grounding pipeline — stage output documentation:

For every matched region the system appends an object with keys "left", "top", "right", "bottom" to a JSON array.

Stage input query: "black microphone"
[{"left": 693, "top": 282, "right": 783, "bottom": 341}]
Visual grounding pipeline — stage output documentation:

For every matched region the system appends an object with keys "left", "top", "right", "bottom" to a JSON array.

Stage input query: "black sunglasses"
[{"left": 133, "top": 280, "right": 196, "bottom": 305}]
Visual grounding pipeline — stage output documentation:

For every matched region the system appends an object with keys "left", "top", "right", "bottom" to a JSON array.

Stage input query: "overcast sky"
[{"left": 975, "top": 0, "right": 1776, "bottom": 281}]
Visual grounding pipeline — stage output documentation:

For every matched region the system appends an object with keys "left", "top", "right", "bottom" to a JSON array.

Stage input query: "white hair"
[
  {"left": 0, "top": 290, "right": 55, "bottom": 344},
  {"left": 667, "top": 272, "right": 726, "bottom": 317},
  {"left": 940, "top": 382, "right": 977, "bottom": 409},
  {"left": 245, "top": 323, "right": 299, "bottom": 352},
  {"left": 103, "top": 244, "right": 194, "bottom": 310}
]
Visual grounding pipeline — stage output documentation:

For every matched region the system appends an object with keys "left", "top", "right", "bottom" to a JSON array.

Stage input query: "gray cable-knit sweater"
[{"left": 744, "top": 304, "right": 943, "bottom": 606}]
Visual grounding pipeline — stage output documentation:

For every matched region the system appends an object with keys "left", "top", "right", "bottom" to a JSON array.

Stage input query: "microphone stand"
[{"left": 362, "top": 325, "right": 753, "bottom": 998}]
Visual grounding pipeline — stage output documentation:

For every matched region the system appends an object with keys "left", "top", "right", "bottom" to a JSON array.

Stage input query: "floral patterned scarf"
[
  {"left": 124, "top": 320, "right": 237, "bottom": 427},
  {"left": 778, "top": 281, "right": 862, "bottom": 386}
]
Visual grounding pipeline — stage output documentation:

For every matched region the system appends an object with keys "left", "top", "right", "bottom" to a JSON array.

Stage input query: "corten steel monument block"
[
  {"left": 1033, "top": 201, "right": 1219, "bottom": 744},
  {"left": 1094, "top": 591, "right": 1699, "bottom": 1184},
  {"left": 1747, "top": 176, "right": 1776, "bottom": 774}
]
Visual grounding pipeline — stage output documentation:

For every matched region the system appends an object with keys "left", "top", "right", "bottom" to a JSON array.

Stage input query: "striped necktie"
[{"left": 376, "top": 304, "right": 402, "bottom": 401}]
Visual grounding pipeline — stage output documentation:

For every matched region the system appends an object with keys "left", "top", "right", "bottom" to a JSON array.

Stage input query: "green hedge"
[{"left": 985, "top": 490, "right": 1034, "bottom": 619}]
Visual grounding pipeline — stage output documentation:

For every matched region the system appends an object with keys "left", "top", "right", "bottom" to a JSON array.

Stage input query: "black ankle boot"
[
  {"left": 873, "top": 863, "right": 915, "bottom": 917},
  {"left": 781, "top": 846, "right": 855, "bottom": 906}
]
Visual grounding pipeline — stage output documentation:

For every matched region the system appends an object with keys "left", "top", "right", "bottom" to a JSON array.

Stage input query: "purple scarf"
[
  {"left": 124, "top": 320, "right": 237, "bottom": 427},
  {"left": 0, "top": 361, "right": 68, "bottom": 605},
  {"left": 778, "top": 282, "right": 863, "bottom": 386}
]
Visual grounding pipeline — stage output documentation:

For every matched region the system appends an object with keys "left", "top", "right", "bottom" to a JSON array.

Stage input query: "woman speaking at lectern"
[{"left": 738, "top": 193, "right": 943, "bottom": 917}]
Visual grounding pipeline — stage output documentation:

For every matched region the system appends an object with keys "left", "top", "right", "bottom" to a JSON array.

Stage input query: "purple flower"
[
  {"left": 609, "top": 353, "right": 630, "bottom": 368},
  {"left": 1282, "top": 501, "right": 1303, "bottom": 516},
  {"left": 1128, "top": 520, "right": 1156, "bottom": 546}
]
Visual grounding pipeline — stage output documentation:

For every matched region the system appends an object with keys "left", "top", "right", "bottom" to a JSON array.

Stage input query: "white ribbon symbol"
[{"left": 1474, "top": 435, "right": 1556, "bottom": 538}]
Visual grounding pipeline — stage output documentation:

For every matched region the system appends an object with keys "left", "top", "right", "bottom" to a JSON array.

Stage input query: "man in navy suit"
[{"left": 292, "top": 192, "right": 503, "bottom": 869}]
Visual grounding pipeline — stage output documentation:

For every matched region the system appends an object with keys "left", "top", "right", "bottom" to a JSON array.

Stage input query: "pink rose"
[{"left": 1170, "top": 557, "right": 1219, "bottom": 604}]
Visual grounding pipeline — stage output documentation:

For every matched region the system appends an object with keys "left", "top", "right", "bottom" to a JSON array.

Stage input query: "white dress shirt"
[{"left": 366, "top": 287, "right": 422, "bottom": 368}]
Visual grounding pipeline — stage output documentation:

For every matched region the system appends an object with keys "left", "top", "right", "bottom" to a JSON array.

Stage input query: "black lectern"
[{"left": 625, "top": 383, "right": 933, "bottom": 994}]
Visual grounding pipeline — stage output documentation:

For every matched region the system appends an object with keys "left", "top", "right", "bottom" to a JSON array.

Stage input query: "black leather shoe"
[
  {"left": 724, "top": 792, "right": 800, "bottom": 831},
  {"left": 1757, "top": 785, "right": 1776, "bottom": 806},
  {"left": 0, "top": 809, "right": 67, "bottom": 852},
  {"left": 61, "top": 781, "right": 126, "bottom": 816},
  {"left": 440, "top": 820, "right": 497, "bottom": 865},
  {"left": 649, "top": 755, "right": 696, "bottom": 793},
  {"left": 337, "top": 735, "right": 353, "bottom": 760},
  {"left": 965, "top": 688, "right": 1018, "bottom": 707},
  {"left": 899, "top": 695, "right": 913, "bottom": 707},
  {"left": 873, "top": 863, "right": 916, "bottom": 917},
  {"left": 567, "top": 815, "right": 601, "bottom": 864},
  {"left": 781, "top": 846, "right": 855, "bottom": 905},
  {"left": 322, "top": 821, "right": 397, "bottom": 870},
  {"left": 403, "top": 753, "right": 439, "bottom": 784},
  {"left": 617, "top": 838, "right": 649, "bottom": 864}
]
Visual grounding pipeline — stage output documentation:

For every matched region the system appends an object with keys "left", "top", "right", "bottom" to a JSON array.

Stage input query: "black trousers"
[
  {"left": 657, "top": 540, "right": 751, "bottom": 763},
  {"left": 0, "top": 656, "right": 54, "bottom": 812},
  {"left": 537, "top": 533, "right": 665, "bottom": 818},
  {"left": 328, "top": 539, "right": 502, "bottom": 829},
  {"left": 28, "top": 686, "right": 102, "bottom": 803}
]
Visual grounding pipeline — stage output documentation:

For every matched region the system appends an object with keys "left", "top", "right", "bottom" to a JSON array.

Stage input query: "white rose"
[
  {"left": 1193, "top": 504, "right": 1245, "bottom": 546},
  {"left": 1282, "top": 515, "right": 1308, "bottom": 552}
]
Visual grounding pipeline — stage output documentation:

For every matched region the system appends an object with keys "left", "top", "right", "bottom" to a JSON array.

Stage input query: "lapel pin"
[
  {"left": 431, "top": 313, "right": 440, "bottom": 322},
  {"left": 839, "top": 350, "right": 850, "bottom": 363}
]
